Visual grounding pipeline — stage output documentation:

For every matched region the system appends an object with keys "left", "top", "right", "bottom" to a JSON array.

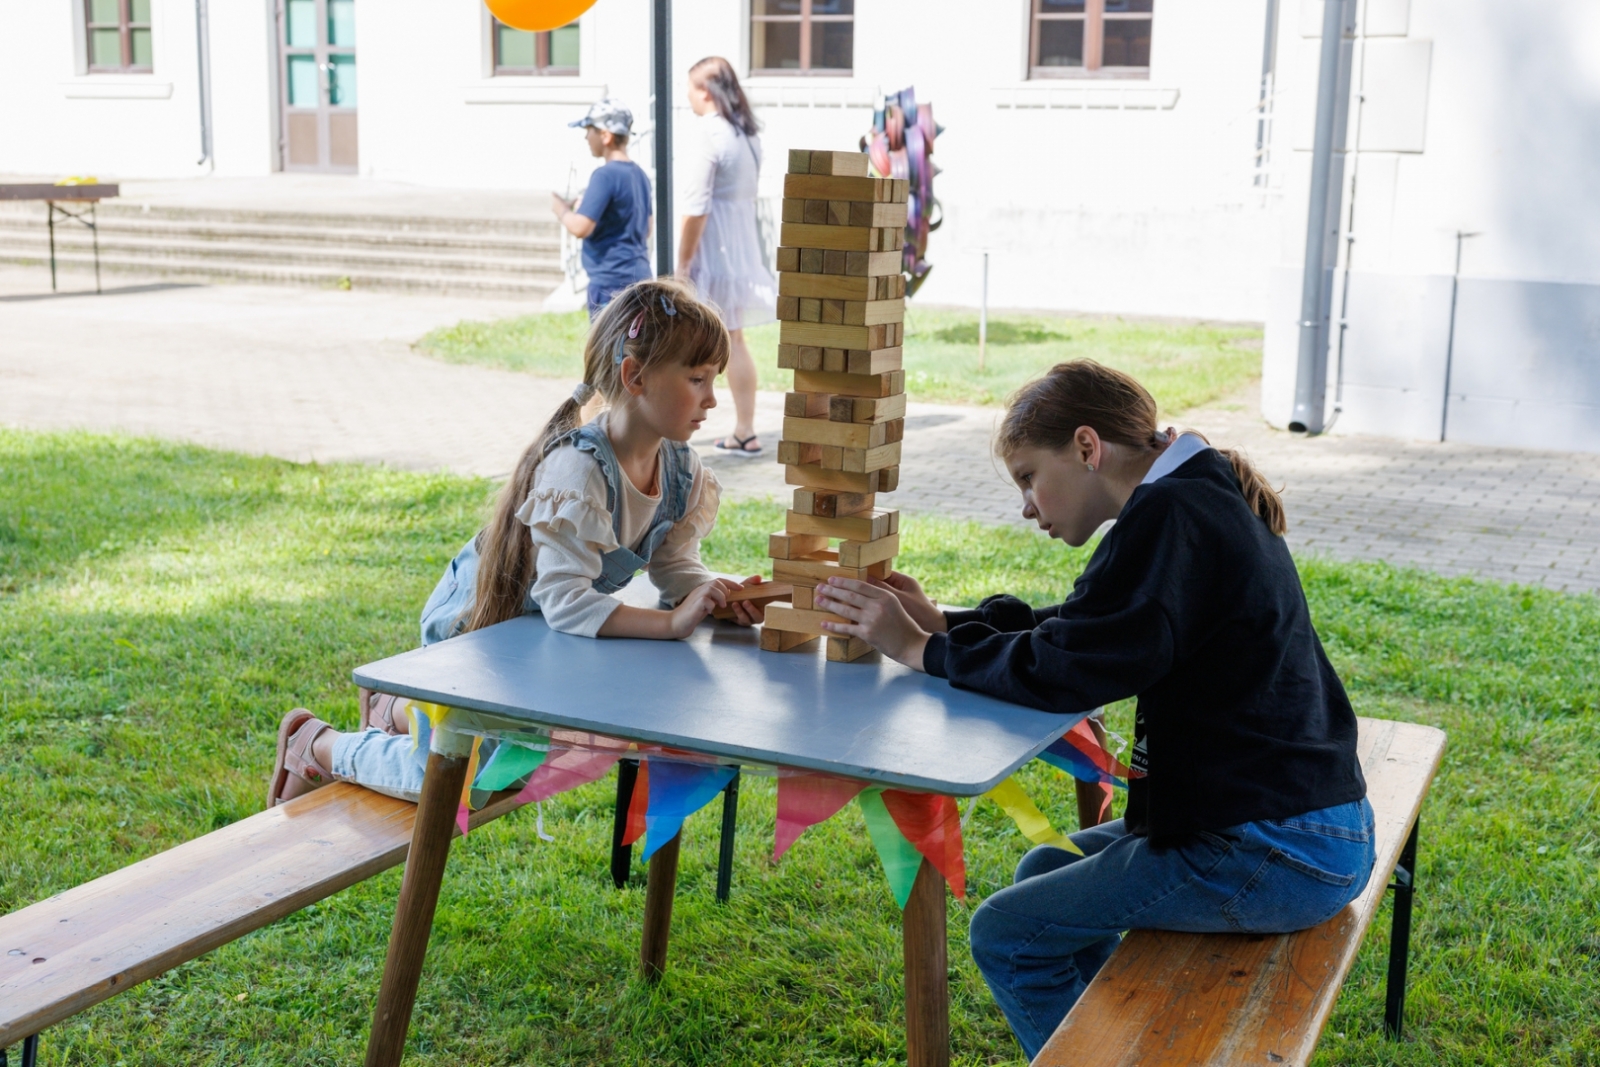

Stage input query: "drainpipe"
[
  {"left": 195, "top": 0, "right": 214, "bottom": 168},
  {"left": 1252, "top": 0, "right": 1279, "bottom": 187},
  {"left": 651, "top": 0, "right": 673, "bottom": 276},
  {"left": 1288, "top": 0, "right": 1352, "bottom": 434}
]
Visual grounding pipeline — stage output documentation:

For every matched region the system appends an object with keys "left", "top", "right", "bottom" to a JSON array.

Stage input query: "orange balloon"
[{"left": 484, "top": 0, "right": 597, "bottom": 32}]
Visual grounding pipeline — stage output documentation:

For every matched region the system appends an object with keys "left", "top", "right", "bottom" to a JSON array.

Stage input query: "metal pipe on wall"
[
  {"left": 652, "top": 0, "right": 673, "bottom": 277},
  {"left": 1289, "top": 0, "right": 1352, "bottom": 434},
  {"left": 195, "top": 0, "right": 214, "bottom": 167},
  {"left": 1252, "top": 0, "right": 1279, "bottom": 187}
]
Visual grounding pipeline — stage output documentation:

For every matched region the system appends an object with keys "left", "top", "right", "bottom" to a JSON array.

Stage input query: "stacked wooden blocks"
[{"left": 759, "top": 149, "right": 911, "bottom": 664}]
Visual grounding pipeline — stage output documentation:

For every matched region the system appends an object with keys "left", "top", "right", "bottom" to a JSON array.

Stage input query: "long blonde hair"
[
  {"left": 996, "top": 360, "right": 1288, "bottom": 535},
  {"left": 464, "top": 278, "right": 730, "bottom": 633}
]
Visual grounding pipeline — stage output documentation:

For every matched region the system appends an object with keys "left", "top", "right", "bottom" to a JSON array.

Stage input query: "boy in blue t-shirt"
[{"left": 552, "top": 98, "right": 655, "bottom": 318}]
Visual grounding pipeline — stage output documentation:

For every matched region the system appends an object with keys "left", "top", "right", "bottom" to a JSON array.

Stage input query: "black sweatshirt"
[{"left": 923, "top": 448, "right": 1365, "bottom": 844}]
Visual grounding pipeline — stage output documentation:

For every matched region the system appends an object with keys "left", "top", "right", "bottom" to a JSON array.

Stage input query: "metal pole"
[
  {"left": 715, "top": 771, "right": 739, "bottom": 904},
  {"left": 1289, "top": 0, "right": 1350, "bottom": 434},
  {"left": 47, "top": 203, "right": 57, "bottom": 292},
  {"left": 1252, "top": 0, "right": 1280, "bottom": 187},
  {"left": 610, "top": 759, "right": 639, "bottom": 888},
  {"left": 1440, "top": 230, "right": 1478, "bottom": 442},
  {"left": 195, "top": 0, "right": 214, "bottom": 166},
  {"left": 1384, "top": 818, "right": 1420, "bottom": 1039},
  {"left": 651, "top": 0, "right": 673, "bottom": 277},
  {"left": 91, "top": 203, "right": 101, "bottom": 294},
  {"left": 978, "top": 251, "right": 988, "bottom": 373}
]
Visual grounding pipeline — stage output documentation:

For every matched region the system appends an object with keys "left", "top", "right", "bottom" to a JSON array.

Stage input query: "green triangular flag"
[
  {"left": 858, "top": 789, "right": 923, "bottom": 909},
  {"left": 473, "top": 740, "right": 547, "bottom": 792}
]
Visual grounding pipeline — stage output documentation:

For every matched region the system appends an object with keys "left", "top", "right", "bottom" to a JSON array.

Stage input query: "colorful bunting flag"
[
  {"left": 857, "top": 789, "right": 926, "bottom": 909},
  {"left": 774, "top": 769, "right": 867, "bottom": 861},
  {"left": 881, "top": 790, "right": 966, "bottom": 901},
  {"left": 983, "top": 776, "right": 1084, "bottom": 856},
  {"left": 622, "top": 760, "right": 649, "bottom": 847},
  {"left": 640, "top": 762, "right": 738, "bottom": 861},
  {"left": 455, "top": 735, "right": 483, "bottom": 837},
  {"left": 512, "top": 739, "right": 625, "bottom": 805},
  {"left": 473, "top": 739, "right": 547, "bottom": 793}
]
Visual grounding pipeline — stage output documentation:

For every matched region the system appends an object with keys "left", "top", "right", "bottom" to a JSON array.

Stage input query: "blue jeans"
[{"left": 968, "top": 797, "right": 1376, "bottom": 1059}]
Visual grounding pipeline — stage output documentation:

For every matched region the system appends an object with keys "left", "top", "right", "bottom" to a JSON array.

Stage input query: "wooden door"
[{"left": 279, "top": 0, "right": 357, "bottom": 172}]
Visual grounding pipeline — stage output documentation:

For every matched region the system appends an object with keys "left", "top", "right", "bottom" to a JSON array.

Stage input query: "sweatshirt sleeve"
[
  {"left": 646, "top": 465, "right": 720, "bottom": 606},
  {"left": 518, "top": 448, "right": 625, "bottom": 638},
  {"left": 941, "top": 594, "right": 1063, "bottom": 633}
]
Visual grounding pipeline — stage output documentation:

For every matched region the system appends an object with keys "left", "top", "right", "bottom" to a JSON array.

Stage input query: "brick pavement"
[{"left": 4, "top": 266, "right": 1598, "bottom": 594}]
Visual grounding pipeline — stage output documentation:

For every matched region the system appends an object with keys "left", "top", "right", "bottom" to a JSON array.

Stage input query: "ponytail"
[
  {"left": 998, "top": 359, "right": 1288, "bottom": 536},
  {"left": 463, "top": 278, "right": 730, "bottom": 634}
]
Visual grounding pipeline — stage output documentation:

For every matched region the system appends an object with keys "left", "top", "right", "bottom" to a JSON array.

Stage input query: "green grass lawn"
[
  {"left": 3, "top": 429, "right": 1597, "bottom": 1066},
  {"left": 416, "top": 307, "right": 1261, "bottom": 416}
]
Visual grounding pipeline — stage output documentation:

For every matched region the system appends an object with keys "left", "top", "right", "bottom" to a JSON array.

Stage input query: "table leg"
[
  {"left": 903, "top": 857, "right": 950, "bottom": 1067},
  {"left": 363, "top": 747, "right": 472, "bottom": 1067},
  {"left": 639, "top": 830, "right": 682, "bottom": 983}
]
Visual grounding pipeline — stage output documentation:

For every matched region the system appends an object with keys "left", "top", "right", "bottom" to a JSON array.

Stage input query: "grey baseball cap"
[{"left": 569, "top": 98, "right": 634, "bottom": 136}]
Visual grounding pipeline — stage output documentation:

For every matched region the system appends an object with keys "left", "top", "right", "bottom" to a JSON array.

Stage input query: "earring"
[{"left": 1086, "top": 463, "right": 1096, "bottom": 473}]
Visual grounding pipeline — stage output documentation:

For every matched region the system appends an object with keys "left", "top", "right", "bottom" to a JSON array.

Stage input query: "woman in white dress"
[{"left": 678, "top": 56, "right": 778, "bottom": 457}]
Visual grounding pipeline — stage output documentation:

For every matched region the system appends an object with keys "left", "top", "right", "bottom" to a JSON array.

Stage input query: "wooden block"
[
  {"left": 793, "top": 488, "right": 875, "bottom": 517},
  {"left": 802, "top": 199, "right": 829, "bottom": 225},
  {"left": 711, "top": 583, "right": 795, "bottom": 620},
  {"left": 787, "top": 149, "right": 812, "bottom": 174},
  {"left": 779, "top": 273, "right": 873, "bottom": 300},
  {"left": 776, "top": 247, "right": 800, "bottom": 272},
  {"left": 891, "top": 178, "right": 910, "bottom": 202},
  {"left": 787, "top": 507, "right": 896, "bottom": 542},
  {"left": 776, "top": 295, "right": 800, "bottom": 321},
  {"left": 780, "top": 223, "right": 873, "bottom": 253},
  {"left": 776, "top": 344, "right": 825, "bottom": 371},
  {"left": 828, "top": 200, "right": 851, "bottom": 226},
  {"left": 823, "top": 441, "right": 901, "bottom": 474},
  {"left": 760, "top": 626, "right": 819, "bottom": 652},
  {"left": 822, "top": 348, "right": 847, "bottom": 372},
  {"left": 783, "top": 415, "right": 888, "bottom": 450},
  {"left": 798, "top": 297, "right": 822, "bottom": 322},
  {"left": 772, "top": 549, "right": 893, "bottom": 583},
  {"left": 762, "top": 604, "right": 850, "bottom": 637},
  {"left": 830, "top": 392, "right": 907, "bottom": 424},
  {"left": 779, "top": 321, "right": 896, "bottom": 351},
  {"left": 844, "top": 348, "right": 904, "bottom": 375},
  {"left": 807, "top": 150, "right": 870, "bottom": 177},
  {"left": 784, "top": 463, "right": 882, "bottom": 495},
  {"left": 849, "top": 201, "right": 910, "bottom": 229},
  {"left": 845, "top": 250, "right": 904, "bottom": 277},
  {"left": 783, "top": 174, "right": 887, "bottom": 201},
  {"left": 799, "top": 247, "right": 825, "bottom": 273},
  {"left": 842, "top": 298, "right": 906, "bottom": 326},
  {"left": 820, "top": 445, "right": 844, "bottom": 469},
  {"left": 838, "top": 532, "right": 899, "bottom": 568},
  {"left": 769, "top": 531, "right": 829, "bottom": 559},
  {"left": 826, "top": 636, "right": 876, "bottom": 662},
  {"left": 794, "top": 367, "right": 905, "bottom": 399},
  {"left": 776, "top": 440, "right": 824, "bottom": 465},
  {"left": 821, "top": 299, "right": 844, "bottom": 325},
  {"left": 883, "top": 418, "right": 905, "bottom": 444},
  {"left": 781, "top": 198, "right": 806, "bottom": 223},
  {"left": 785, "top": 391, "right": 831, "bottom": 418},
  {"left": 879, "top": 464, "right": 900, "bottom": 493},
  {"left": 790, "top": 583, "right": 815, "bottom": 610},
  {"left": 822, "top": 249, "right": 848, "bottom": 274}
]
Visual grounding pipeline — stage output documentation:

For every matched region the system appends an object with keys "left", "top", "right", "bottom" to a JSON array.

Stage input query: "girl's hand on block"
[
  {"left": 815, "top": 578, "right": 931, "bottom": 672},
  {"left": 669, "top": 579, "right": 731, "bottom": 638},
  {"left": 713, "top": 576, "right": 767, "bottom": 626},
  {"left": 870, "top": 572, "right": 948, "bottom": 633}
]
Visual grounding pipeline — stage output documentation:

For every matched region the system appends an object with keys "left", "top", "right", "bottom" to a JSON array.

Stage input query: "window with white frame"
[
  {"left": 85, "top": 0, "right": 153, "bottom": 72},
  {"left": 1030, "top": 0, "right": 1153, "bottom": 78},
  {"left": 751, "top": 0, "right": 853, "bottom": 75},
  {"left": 492, "top": 18, "right": 578, "bottom": 75}
]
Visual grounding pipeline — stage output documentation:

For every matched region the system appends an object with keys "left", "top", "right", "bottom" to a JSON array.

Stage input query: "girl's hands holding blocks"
[
  {"left": 815, "top": 577, "right": 932, "bottom": 672},
  {"left": 668, "top": 579, "right": 733, "bottom": 638},
  {"left": 714, "top": 575, "right": 769, "bottom": 626},
  {"left": 870, "top": 572, "right": 948, "bottom": 634}
]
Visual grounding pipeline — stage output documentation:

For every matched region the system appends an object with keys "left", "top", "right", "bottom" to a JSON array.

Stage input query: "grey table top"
[{"left": 353, "top": 585, "right": 1080, "bottom": 796}]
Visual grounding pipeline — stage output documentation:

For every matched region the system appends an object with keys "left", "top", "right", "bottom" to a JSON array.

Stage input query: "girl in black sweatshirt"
[{"left": 814, "top": 360, "right": 1374, "bottom": 1058}]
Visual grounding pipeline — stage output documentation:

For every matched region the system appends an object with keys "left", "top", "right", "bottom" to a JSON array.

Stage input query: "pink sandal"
[
  {"left": 266, "top": 708, "right": 334, "bottom": 808},
  {"left": 359, "top": 688, "right": 408, "bottom": 736}
]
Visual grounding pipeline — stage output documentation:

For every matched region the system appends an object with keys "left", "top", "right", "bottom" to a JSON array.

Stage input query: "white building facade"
[{"left": 3, "top": 0, "right": 1598, "bottom": 450}]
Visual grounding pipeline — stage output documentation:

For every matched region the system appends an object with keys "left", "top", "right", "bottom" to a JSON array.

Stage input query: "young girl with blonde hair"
[
  {"left": 267, "top": 278, "right": 764, "bottom": 806},
  {"left": 814, "top": 360, "right": 1374, "bottom": 1058}
]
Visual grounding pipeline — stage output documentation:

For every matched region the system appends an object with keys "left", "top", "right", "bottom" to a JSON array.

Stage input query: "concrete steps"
[{"left": 0, "top": 200, "right": 567, "bottom": 298}]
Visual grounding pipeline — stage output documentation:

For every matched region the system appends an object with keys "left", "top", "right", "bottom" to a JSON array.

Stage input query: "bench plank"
[
  {"left": 1034, "top": 717, "right": 1446, "bottom": 1067},
  {"left": 0, "top": 782, "right": 525, "bottom": 1047}
]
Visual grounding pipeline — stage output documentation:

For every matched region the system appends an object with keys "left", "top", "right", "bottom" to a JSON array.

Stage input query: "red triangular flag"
[{"left": 881, "top": 790, "right": 966, "bottom": 901}]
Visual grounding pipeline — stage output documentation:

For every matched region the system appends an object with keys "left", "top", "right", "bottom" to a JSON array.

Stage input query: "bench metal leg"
[
  {"left": 363, "top": 747, "right": 472, "bottom": 1067},
  {"left": 716, "top": 771, "right": 740, "bottom": 903},
  {"left": 610, "top": 759, "right": 639, "bottom": 888},
  {"left": 46, "top": 203, "right": 57, "bottom": 292},
  {"left": 1385, "top": 817, "right": 1420, "bottom": 1040},
  {"left": 0, "top": 1033, "right": 41, "bottom": 1067},
  {"left": 640, "top": 830, "right": 682, "bottom": 982}
]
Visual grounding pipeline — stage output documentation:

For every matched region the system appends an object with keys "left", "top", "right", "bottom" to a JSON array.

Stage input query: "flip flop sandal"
[
  {"left": 267, "top": 708, "right": 334, "bottom": 808},
  {"left": 359, "top": 688, "right": 408, "bottom": 736},
  {"left": 714, "top": 434, "right": 764, "bottom": 458}
]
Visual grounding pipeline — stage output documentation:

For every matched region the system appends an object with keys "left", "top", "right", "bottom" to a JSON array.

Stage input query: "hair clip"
[
  {"left": 627, "top": 310, "right": 647, "bottom": 338},
  {"left": 659, "top": 294, "right": 677, "bottom": 316}
]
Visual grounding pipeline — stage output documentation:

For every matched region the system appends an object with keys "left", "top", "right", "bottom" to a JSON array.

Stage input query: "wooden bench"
[
  {"left": 1034, "top": 717, "right": 1446, "bottom": 1067},
  {"left": 0, "top": 782, "right": 527, "bottom": 1060}
]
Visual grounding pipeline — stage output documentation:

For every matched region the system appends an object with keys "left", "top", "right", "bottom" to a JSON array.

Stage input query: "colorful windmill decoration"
[{"left": 863, "top": 87, "right": 943, "bottom": 297}]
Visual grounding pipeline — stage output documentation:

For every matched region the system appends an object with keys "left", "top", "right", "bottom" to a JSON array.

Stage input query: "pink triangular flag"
[{"left": 774, "top": 769, "right": 867, "bottom": 861}]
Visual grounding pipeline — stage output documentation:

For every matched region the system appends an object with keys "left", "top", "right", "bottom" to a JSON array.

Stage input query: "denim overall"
[{"left": 418, "top": 424, "right": 696, "bottom": 646}]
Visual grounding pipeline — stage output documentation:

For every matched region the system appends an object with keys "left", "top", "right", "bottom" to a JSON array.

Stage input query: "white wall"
[
  {"left": 0, "top": 0, "right": 275, "bottom": 178},
  {"left": 1261, "top": 0, "right": 1600, "bottom": 451}
]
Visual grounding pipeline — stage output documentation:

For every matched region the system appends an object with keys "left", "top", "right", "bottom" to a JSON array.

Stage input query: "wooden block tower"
[{"left": 758, "top": 149, "right": 910, "bottom": 663}]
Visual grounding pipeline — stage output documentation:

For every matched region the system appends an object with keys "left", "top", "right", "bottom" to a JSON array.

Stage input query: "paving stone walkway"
[{"left": 4, "top": 267, "right": 1598, "bottom": 594}]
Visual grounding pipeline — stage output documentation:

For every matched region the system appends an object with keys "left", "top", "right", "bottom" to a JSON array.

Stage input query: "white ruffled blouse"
[{"left": 512, "top": 423, "right": 721, "bottom": 637}]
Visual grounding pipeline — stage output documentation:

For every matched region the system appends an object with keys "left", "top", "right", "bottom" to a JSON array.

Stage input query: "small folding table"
[{"left": 0, "top": 183, "right": 120, "bottom": 293}]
